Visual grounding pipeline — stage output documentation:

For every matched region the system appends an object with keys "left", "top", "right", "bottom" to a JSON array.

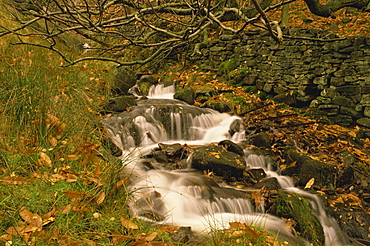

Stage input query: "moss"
[
  {"left": 138, "top": 82, "right": 151, "bottom": 96},
  {"left": 272, "top": 192, "right": 324, "bottom": 246},
  {"left": 219, "top": 58, "right": 238, "bottom": 75}
]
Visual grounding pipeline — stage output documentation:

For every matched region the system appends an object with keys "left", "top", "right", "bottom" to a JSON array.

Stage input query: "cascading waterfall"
[{"left": 102, "top": 83, "right": 349, "bottom": 245}]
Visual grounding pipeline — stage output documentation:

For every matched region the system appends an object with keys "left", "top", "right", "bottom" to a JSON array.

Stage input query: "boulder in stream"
[
  {"left": 190, "top": 145, "right": 246, "bottom": 178},
  {"left": 111, "top": 66, "right": 137, "bottom": 95},
  {"left": 270, "top": 191, "right": 325, "bottom": 246}
]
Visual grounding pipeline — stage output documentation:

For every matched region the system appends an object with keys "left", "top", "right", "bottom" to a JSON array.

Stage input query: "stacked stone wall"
[{"left": 189, "top": 28, "right": 370, "bottom": 127}]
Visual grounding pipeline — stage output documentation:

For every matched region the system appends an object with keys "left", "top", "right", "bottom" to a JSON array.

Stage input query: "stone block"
[
  {"left": 360, "top": 94, "right": 370, "bottom": 105},
  {"left": 340, "top": 106, "right": 360, "bottom": 118},
  {"left": 332, "top": 96, "right": 355, "bottom": 107},
  {"left": 364, "top": 107, "right": 370, "bottom": 117},
  {"left": 313, "top": 77, "right": 327, "bottom": 85},
  {"left": 356, "top": 117, "right": 370, "bottom": 128},
  {"left": 318, "top": 104, "right": 339, "bottom": 115}
]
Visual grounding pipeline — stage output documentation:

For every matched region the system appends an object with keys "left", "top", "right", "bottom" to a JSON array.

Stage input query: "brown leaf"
[
  {"left": 0, "top": 234, "right": 12, "bottom": 241},
  {"left": 61, "top": 204, "right": 72, "bottom": 214},
  {"left": 120, "top": 218, "right": 139, "bottom": 230},
  {"left": 19, "top": 208, "right": 39, "bottom": 224},
  {"left": 94, "top": 165, "right": 102, "bottom": 177},
  {"left": 111, "top": 231, "right": 130, "bottom": 244},
  {"left": 62, "top": 190, "right": 89, "bottom": 199},
  {"left": 96, "top": 191, "right": 106, "bottom": 205},
  {"left": 66, "top": 173, "right": 78, "bottom": 183},
  {"left": 65, "top": 155, "right": 80, "bottom": 161},
  {"left": 145, "top": 232, "right": 158, "bottom": 242},
  {"left": 42, "top": 210, "right": 57, "bottom": 226},
  {"left": 38, "top": 152, "right": 52, "bottom": 167},
  {"left": 228, "top": 222, "right": 259, "bottom": 239},
  {"left": 49, "top": 173, "right": 66, "bottom": 182},
  {"left": 0, "top": 176, "right": 33, "bottom": 185}
]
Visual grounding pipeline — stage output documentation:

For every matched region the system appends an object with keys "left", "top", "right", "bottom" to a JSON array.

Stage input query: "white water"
[{"left": 104, "top": 84, "right": 349, "bottom": 245}]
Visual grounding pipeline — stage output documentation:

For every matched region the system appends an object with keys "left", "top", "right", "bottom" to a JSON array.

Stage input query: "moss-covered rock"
[
  {"left": 203, "top": 100, "right": 231, "bottom": 113},
  {"left": 112, "top": 66, "right": 137, "bottom": 95},
  {"left": 271, "top": 191, "right": 325, "bottom": 246},
  {"left": 190, "top": 145, "right": 246, "bottom": 178},
  {"left": 174, "top": 87, "right": 196, "bottom": 105}
]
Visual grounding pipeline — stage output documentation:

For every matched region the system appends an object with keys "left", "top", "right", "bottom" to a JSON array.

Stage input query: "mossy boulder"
[
  {"left": 190, "top": 145, "right": 246, "bottom": 178},
  {"left": 270, "top": 191, "right": 325, "bottom": 246},
  {"left": 101, "top": 95, "right": 137, "bottom": 112},
  {"left": 282, "top": 148, "right": 339, "bottom": 189},
  {"left": 174, "top": 87, "right": 196, "bottom": 105},
  {"left": 203, "top": 100, "right": 231, "bottom": 113},
  {"left": 111, "top": 66, "right": 137, "bottom": 95}
]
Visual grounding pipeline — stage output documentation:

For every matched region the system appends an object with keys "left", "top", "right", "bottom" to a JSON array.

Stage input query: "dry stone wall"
[{"left": 189, "top": 28, "right": 370, "bottom": 127}]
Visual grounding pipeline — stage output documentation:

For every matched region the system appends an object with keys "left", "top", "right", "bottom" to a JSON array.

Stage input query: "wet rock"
[
  {"left": 228, "top": 119, "right": 242, "bottom": 136},
  {"left": 101, "top": 96, "right": 137, "bottom": 112},
  {"left": 218, "top": 140, "right": 244, "bottom": 157},
  {"left": 254, "top": 177, "right": 281, "bottom": 190},
  {"left": 190, "top": 145, "right": 246, "bottom": 178},
  {"left": 338, "top": 150, "right": 355, "bottom": 165},
  {"left": 152, "top": 150, "right": 168, "bottom": 163},
  {"left": 338, "top": 165, "right": 355, "bottom": 188},
  {"left": 270, "top": 191, "right": 325, "bottom": 246},
  {"left": 158, "top": 143, "right": 184, "bottom": 157},
  {"left": 299, "top": 159, "right": 338, "bottom": 189},
  {"left": 170, "top": 226, "right": 192, "bottom": 244},
  {"left": 101, "top": 137, "right": 122, "bottom": 157},
  {"left": 247, "top": 168, "right": 267, "bottom": 181},
  {"left": 252, "top": 131, "right": 272, "bottom": 148},
  {"left": 282, "top": 148, "right": 339, "bottom": 189},
  {"left": 329, "top": 207, "right": 370, "bottom": 241},
  {"left": 139, "top": 74, "right": 158, "bottom": 84},
  {"left": 112, "top": 66, "right": 137, "bottom": 95},
  {"left": 203, "top": 100, "right": 231, "bottom": 113},
  {"left": 174, "top": 88, "right": 196, "bottom": 105}
]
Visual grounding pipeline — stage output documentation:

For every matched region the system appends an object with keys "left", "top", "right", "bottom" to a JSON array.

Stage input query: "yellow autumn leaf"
[{"left": 304, "top": 178, "right": 315, "bottom": 189}]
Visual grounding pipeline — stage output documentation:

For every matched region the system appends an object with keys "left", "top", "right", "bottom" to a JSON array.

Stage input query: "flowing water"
[{"left": 102, "top": 83, "right": 349, "bottom": 245}]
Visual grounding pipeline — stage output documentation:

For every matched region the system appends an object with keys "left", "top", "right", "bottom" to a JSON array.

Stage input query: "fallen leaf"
[
  {"left": 120, "top": 218, "right": 139, "bottom": 230},
  {"left": 229, "top": 230, "right": 247, "bottom": 238},
  {"left": 65, "top": 155, "right": 80, "bottom": 161},
  {"left": 38, "top": 152, "right": 52, "bottom": 167},
  {"left": 93, "top": 212, "right": 102, "bottom": 219},
  {"left": 96, "top": 191, "right": 106, "bottom": 205},
  {"left": 304, "top": 178, "right": 315, "bottom": 189},
  {"left": 145, "top": 232, "right": 158, "bottom": 242},
  {"left": 111, "top": 231, "right": 130, "bottom": 244},
  {"left": 66, "top": 173, "right": 78, "bottom": 183},
  {"left": 19, "top": 208, "right": 39, "bottom": 224},
  {"left": 0, "top": 176, "right": 33, "bottom": 185}
]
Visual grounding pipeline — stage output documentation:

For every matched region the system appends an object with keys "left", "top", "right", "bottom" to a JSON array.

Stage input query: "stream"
[{"left": 102, "top": 83, "right": 350, "bottom": 245}]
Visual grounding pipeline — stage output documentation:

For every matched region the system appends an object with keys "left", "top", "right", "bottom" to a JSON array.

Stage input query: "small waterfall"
[
  {"left": 103, "top": 83, "right": 349, "bottom": 245},
  {"left": 148, "top": 84, "right": 176, "bottom": 99}
]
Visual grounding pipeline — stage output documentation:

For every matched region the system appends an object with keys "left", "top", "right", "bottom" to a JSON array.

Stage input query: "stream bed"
[{"left": 102, "top": 83, "right": 350, "bottom": 245}]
